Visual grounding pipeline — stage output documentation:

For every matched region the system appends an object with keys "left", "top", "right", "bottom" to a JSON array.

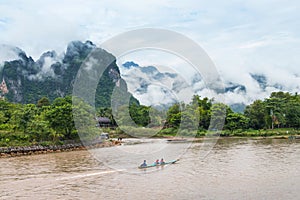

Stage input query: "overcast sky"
[{"left": 1, "top": 0, "right": 300, "bottom": 104}]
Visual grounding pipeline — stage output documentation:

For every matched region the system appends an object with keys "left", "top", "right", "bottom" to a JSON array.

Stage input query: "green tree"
[
  {"left": 225, "top": 112, "right": 249, "bottom": 133},
  {"left": 0, "top": 99, "right": 20, "bottom": 124},
  {"left": 192, "top": 95, "right": 212, "bottom": 129},
  {"left": 210, "top": 103, "right": 230, "bottom": 130},
  {"left": 0, "top": 111, "right": 7, "bottom": 125},
  {"left": 37, "top": 97, "right": 50, "bottom": 108},
  {"left": 45, "top": 96, "right": 77, "bottom": 140},
  {"left": 285, "top": 101, "right": 300, "bottom": 128},
  {"left": 72, "top": 97, "right": 99, "bottom": 141},
  {"left": 148, "top": 107, "right": 165, "bottom": 128},
  {"left": 9, "top": 109, "right": 23, "bottom": 132},
  {"left": 244, "top": 100, "right": 268, "bottom": 129},
  {"left": 129, "top": 103, "right": 151, "bottom": 127},
  {"left": 8, "top": 104, "right": 38, "bottom": 132},
  {"left": 264, "top": 92, "right": 291, "bottom": 129},
  {"left": 165, "top": 103, "right": 182, "bottom": 128},
  {"left": 27, "top": 114, "right": 55, "bottom": 142}
]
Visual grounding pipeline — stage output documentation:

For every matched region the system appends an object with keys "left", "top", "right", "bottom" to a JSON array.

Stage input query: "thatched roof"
[{"left": 97, "top": 117, "right": 111, "bottom": 123}]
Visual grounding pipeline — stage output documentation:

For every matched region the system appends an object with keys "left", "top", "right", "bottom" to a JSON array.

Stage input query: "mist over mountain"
[
  {"left": 1, "top": 41, "right": 298, "bottom": 113},
  {"left": 120, "top": 61, "right": 299, "bottom": 112},
  {"left": 120, "top": 61, "right": 186, "bottom": 108},
  {"left": 0, "top": 41, "right": 134, "bottom": 107}
]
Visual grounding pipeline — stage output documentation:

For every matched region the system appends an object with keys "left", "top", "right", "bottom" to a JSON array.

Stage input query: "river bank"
[
  {"left": 154, "top": 128, "right": 300, "bottom": 139},
  {"left": 0, "top": 140, "right": 121, "bottom": 158},
  {"left": 1, "top": 133, "right": 299, "bottom": 158},
  {"left": 163, "top": 135, "right": 300, "bottom": 143}
]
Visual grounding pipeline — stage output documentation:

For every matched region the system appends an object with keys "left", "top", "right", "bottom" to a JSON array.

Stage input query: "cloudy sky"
[{"left": 1, "top": 0, "right": 300, "bottom": 105}]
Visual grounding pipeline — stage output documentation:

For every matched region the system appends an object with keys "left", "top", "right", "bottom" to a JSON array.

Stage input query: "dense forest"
[
  {"left": 0, "top": 91, "right": 300, "bottom": 147},
  {"left": 114, "top": 91, "right": 300, "bottom": 137}
]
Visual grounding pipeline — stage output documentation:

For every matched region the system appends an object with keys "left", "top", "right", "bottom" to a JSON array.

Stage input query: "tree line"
[
  {"left": 93, "top": 91, "right": 300, "bottom": 136},
  {"left": 1, "top": 91, "right": 300, "bottom": 146},
  {"left": 110, "top": 91, "right": 300, "bottom": 135},
  {"left": 162, "top": 91, "right": 300, "bottom": 135}
]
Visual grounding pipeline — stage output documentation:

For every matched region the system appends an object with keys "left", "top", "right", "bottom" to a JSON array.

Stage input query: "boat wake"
[{"left": 56, "top": 169, "right": 126, "bottom": 181}]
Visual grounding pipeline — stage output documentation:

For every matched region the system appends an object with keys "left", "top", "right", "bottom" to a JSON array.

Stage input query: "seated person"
[
  {"left": 140, "top": 160, "right": 147, "bottom": 167},
  {"left": 160, "top": 158, "right": 165, "bottom": 165},
  {"left": 155, "top": 159, "right": 160, "bottom": 165}
]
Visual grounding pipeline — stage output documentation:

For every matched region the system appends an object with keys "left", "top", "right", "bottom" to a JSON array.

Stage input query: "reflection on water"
[{"left": 0, "top": 138, "right": 299, "bottom": 199}]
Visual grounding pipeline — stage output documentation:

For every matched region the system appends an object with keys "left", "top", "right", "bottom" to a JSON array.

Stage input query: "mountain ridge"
[
  {"left": 119, "top": 61, "right": 296, "bottom": 112},
  {"left": 0, "top": 41, "right": 134, "bottom": 107}
]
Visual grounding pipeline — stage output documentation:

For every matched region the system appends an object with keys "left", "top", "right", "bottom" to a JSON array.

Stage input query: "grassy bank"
[
  {"left": 102, "top": 127, "right": 300, "bottom": 139},
  {"left": 1, "top": 127, "right": 299, "bottom": 148},
  {"left": 217, "top": 128, "right": 300, "bottom": 137}
]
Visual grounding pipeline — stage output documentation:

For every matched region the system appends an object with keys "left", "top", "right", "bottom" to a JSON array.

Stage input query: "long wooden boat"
[
  {"left": 166, "top": 138, "right": 187, "bottom": 143},
  {"left": 288, "top": 135, "right": 300, "bottom": 140},
  {"left": 138, "top": 159, "right": 179, "bottom": 169}
]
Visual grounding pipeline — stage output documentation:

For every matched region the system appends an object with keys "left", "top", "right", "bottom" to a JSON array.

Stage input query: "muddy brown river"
[{"left": 0, "top": 138, "right": 299, "bottom": 199}]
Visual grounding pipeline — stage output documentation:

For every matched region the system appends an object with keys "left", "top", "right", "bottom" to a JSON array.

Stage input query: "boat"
[
  {"left": 166, "top": 138, "right": 187, "bottom": 143},
  {"left": 288, "top": 135, "right": 300, "bottom": 140},
  {"left": 138, "top": 159, "right": 179, "bottom": 169}
]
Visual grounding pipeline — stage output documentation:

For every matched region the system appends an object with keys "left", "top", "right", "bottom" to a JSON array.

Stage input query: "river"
[{"left": 0, "top": 138, "right": 299, "bottom": 200}]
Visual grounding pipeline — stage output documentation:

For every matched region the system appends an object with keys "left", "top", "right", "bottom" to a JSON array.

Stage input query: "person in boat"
[
  {"left": 140, "top": 160, "right": 147, "bottom": 167},
  {"left": 155, "top": 159, "right": 160, "bottom": 165},
  {"left": 160, "top": 158, "right": 165, "bottom": 165}
]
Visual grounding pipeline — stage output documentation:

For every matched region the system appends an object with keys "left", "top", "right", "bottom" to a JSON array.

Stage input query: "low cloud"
[{"left": 0, "top": 44, "right": 23, "bottom": 66}]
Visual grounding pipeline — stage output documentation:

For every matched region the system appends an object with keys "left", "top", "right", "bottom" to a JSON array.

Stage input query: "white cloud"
[
  {"left": 0, "top": 0, "right": 300, "bottom": 105},
  {"left": 0, "top": 45, "right": 21, "bottom": 65}
]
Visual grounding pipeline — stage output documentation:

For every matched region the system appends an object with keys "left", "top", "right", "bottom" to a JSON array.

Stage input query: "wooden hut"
[{"left": 97, "top": 117, "right": 112, "bottom": 128}]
